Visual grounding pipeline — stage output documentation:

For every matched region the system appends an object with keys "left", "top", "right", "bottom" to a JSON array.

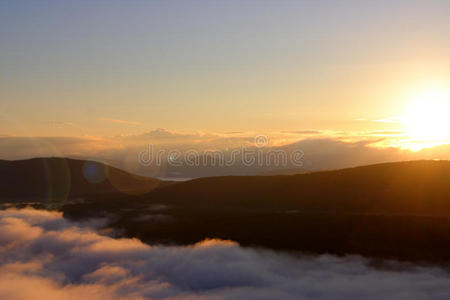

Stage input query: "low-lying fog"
[{"left": 0, "top": 208, "right": 449, "bottom": 300}]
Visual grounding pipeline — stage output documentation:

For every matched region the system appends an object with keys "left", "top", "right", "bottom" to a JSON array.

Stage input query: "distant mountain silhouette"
[{"left": 0, "top": 157, "right": 165, "bottom": 202}]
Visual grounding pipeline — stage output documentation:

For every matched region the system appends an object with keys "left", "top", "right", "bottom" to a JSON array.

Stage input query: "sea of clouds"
[{"left": 0, "top": 208, "right": 449, "bottom": 300}]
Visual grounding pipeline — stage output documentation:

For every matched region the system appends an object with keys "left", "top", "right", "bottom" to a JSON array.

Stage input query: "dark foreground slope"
[{"left": 2, "top": 159, "right": 450, "bottom": 263}]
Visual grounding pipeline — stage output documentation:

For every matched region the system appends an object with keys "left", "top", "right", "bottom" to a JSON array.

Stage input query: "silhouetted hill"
[
  {"left": 147, "top": 160, "right": 450, "bottom": 217},
  {"left": 0, "top": 157, "right": 165, "bottom": 202}
]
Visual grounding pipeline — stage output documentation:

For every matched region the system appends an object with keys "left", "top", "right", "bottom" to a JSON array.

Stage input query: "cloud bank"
[
  {"left": 1, "top": 208, "right": 450, "bottom": 300},
  {"left": 1, "top": 130, "right": 450, "bottom": 178}
]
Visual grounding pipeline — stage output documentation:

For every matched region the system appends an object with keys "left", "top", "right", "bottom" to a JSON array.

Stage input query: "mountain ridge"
[
  {"left": 2, "top": 158, "right": 450, "bottom": 262},
  {"left": 0, "top": 157, "right": 166, "bottom": 201},
  {"left": 143, "top": 159, "right": 450, "bottom": 217}
]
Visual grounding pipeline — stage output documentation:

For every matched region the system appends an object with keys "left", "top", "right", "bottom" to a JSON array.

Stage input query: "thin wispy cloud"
[
  {"left": 99, "top": 118, "right": 141, "bottom": 126},
  {"left": 280, "top": 130, "right": 322, "bottom": 135},
  {"left": 47, "top": 120, "right": 76, "bottom": 127},
  {"left": 374, "top": 118, "right": 402, "bottom": 124},
  {"left": 356, "top": 117, "right": 403, "bottom": 124}
]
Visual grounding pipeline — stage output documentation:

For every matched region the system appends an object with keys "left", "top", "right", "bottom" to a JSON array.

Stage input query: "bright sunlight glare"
[{"left": 402, "top": 89, "right": 450, "bottom": 150}]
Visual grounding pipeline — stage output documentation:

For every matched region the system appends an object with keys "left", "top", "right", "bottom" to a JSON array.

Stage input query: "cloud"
[
  {"left": 1, "top": 129, "right": 450, "bottom": 178},
  {"left": 1, "top": 208, "right": 450, "bottom": 300},
  {"left": 373, "top": 118, "right": 402, "bottom": 123},
  {"left": 132, "top": 128, "right": 204, "bottom": 140},
  {"left": 0, "top": 136, "right": 114, "bottom": 160},
  {"left": 356, "top": 118, "right": 402, "bottom": 124},
  {"left": 280, "top": 130, "right": 321, "bottom": 135},
  {"left": 99, "top": 118, "right": 141, "bottom": 126},
  {"left": 366, "top": 130, "right": 405, "bottom": 136},
  {"left": 47, "top": 121, "right": 76, "bottom": 127}
]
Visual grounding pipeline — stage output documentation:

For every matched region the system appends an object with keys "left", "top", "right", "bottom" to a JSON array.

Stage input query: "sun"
[{"left": 402, "top": 89, "right": 450, "bottom": 146}]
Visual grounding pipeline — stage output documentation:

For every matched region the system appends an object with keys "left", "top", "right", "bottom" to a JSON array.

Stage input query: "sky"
[{"left": 1, "top": 0, "right": 450, "bottom": 163}]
